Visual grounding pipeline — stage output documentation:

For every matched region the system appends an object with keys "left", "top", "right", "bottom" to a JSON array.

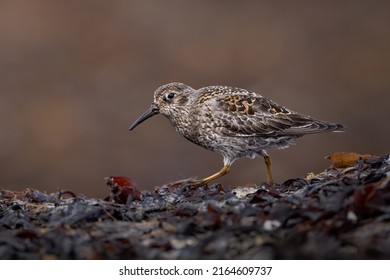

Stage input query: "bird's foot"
[
  {"left": 180, "top": 179, "right": 208, "bottom": 189},
  {"left": 165, "top": 178, "right": 207, "bottom": 190}
]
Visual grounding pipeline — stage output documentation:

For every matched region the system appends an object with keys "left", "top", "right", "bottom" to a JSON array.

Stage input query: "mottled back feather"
[{"left": 197, "top": 86, "right": 344, "bottom": 137}]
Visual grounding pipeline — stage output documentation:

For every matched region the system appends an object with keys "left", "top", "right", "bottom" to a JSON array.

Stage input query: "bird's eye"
[{"left": 164, "top": 92, "right": 175, "bottom": 101}]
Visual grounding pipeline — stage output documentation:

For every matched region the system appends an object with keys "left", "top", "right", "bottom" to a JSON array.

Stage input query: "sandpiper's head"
[{"left": 129, "top": 82, "right": 195, "bottom": 131}]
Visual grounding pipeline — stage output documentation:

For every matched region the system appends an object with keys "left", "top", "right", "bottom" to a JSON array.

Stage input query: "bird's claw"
[{"left": 179, "top": 179, "right": 208, "bottom": 190}]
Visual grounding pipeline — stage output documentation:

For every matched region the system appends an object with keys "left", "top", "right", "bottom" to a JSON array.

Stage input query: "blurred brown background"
[{"left": 0, "top": 0, "right": 389, "bottom": 197}]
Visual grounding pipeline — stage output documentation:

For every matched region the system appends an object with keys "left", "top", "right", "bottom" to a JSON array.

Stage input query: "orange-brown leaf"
[{"left": 326, "top": 152, "right": 380, "bottom": 168}]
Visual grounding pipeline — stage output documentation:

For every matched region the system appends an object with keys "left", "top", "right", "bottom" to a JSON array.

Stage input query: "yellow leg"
[
  {"left": 263, "top": 155, "right": 274, "bottom": 185},
  {"left": 201, "top": 165, "right": 230, "bottom": 184},
  {"left": 181, "top": 165, "right": 231, "bottom": 188}
]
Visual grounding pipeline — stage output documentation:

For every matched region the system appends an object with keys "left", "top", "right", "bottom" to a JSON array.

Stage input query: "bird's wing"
[{"left": 206, "top": 90, "right": 342, "bottom": 137}]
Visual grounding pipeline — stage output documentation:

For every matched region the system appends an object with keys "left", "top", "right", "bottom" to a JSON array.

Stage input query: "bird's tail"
[{"left": 284, "top": 117, "right": 346, "bottom": 135}]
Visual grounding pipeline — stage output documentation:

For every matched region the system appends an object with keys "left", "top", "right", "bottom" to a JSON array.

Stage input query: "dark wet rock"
[{"left": 1, "top": 154, "right": 389, "bottom": 259}]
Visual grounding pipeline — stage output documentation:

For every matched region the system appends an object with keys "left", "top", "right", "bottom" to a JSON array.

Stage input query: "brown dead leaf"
[{"left": 326, "top": 152, "right": 380, "bottom": 168}]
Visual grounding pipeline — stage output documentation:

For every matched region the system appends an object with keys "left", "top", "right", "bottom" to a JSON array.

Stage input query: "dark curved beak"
[{"left": 129, "top": 104, "right": 159, "bottom": 131}]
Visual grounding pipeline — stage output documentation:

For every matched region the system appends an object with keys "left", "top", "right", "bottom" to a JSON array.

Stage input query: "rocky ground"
[{"left": 0, "top": 153, "right": 389, "bottom": 259}]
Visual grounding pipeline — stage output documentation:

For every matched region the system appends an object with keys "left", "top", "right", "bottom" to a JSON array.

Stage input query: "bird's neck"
[{"left": 165, "top": 108, "right": 193, "bottom": 137}]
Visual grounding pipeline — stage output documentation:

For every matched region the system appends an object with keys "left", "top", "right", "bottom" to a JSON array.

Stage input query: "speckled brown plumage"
[{"left": 129, "top": 82, "right": 345, "bottom": 187}]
